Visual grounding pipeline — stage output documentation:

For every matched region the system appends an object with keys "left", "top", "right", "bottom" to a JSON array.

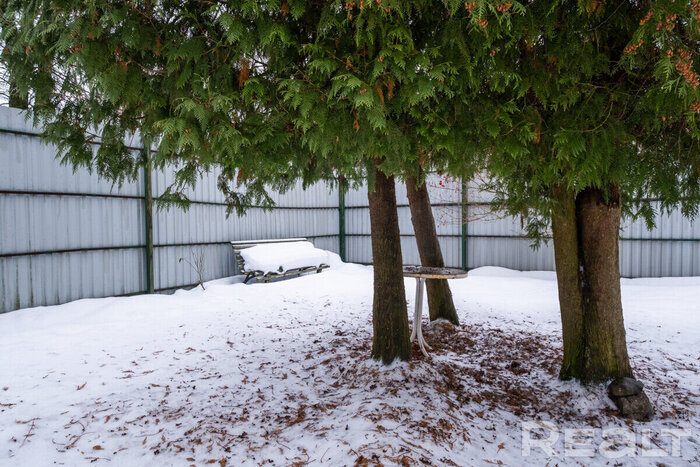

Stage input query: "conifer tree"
[
  {"left": 0, "top": 0, "right": 480, "bottom": 363},
  {"left": 464, "top": 0, "right": 700, "bottom": 382}
]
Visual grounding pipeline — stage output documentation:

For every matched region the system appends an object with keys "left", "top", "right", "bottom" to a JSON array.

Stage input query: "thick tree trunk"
[
  {"left": 551, "top": 183, "right": 633, "bottom": 383},
  {"left": 576, "top": 185, "right": 633, "bottom": 381},
  {"left": 368, "top": 161, "right": 411, "bottom": 363},
  {"left": 405, "top": 171, "right": 459, "bottom": 325},
  {"left": 551, "top": 185, "right": 584, "bottom": 380}
]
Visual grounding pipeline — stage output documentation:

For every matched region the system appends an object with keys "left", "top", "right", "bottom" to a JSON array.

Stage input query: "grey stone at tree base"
[
  {"left": 607, "top": 378, "right": 654, "bottom": 421},
  {"left": 608, "top": 377, "right": 644, "bottom": 397}
]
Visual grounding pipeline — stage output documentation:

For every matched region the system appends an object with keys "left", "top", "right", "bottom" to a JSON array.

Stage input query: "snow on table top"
[
  {"left": 0, "top": 259, "right": 698, "bottom": 466},
  {"left": 239, "top": 241, "right": 330, "bottom": 274}
]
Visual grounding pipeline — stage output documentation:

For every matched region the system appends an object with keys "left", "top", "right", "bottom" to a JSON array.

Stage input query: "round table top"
[{"left": 402, "top": 265, "right": 468, "bottom": 279}]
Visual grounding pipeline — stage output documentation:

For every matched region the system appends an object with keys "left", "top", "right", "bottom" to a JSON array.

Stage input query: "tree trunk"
[
  {"left": 551, "top": 185, "right": 584, "bottom": 380},
  {"left": 576, "top": 185, "right": 633, "bottom": 381},
  {"left": 368, "top": 161, "right": 411, "bottom": 363},
  {"left": 551, "top": 183, "right": 633, "bottom": 383},
  {"left": 406, "top": 170, "right": 459, "bottom": 325}
]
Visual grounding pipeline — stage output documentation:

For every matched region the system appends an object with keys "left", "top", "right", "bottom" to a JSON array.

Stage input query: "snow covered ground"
[{"left": 0, "top": 256, "right": 698, "bottom": 466}]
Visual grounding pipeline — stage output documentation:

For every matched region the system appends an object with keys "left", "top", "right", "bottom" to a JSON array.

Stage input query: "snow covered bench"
[{"left": 230, "top": 238, "right": 330, "bottom": 284}]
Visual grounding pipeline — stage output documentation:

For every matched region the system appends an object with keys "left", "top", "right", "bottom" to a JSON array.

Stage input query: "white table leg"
[
  {"left": 410, "top": 277, "right": 419, "bottom": 342},
  {"left": 411, "top": 277, "right": 430, "bottom": 357}
]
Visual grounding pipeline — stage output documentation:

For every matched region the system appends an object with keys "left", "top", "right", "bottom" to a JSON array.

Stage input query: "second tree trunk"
[
  {"left": 406, "top": 172, "right": 459, "bottom": 325},
  {"left": 368, "top": 161, "right": 412, "bottom": 363},
  {"left": 551, "top": 184, "right": 633, "bottom": 383}
]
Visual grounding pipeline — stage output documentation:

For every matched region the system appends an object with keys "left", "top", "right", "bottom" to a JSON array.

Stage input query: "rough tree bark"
[
  {"left": 368, "top": 161, "right": 411, "bottom": 363},
  {"left": 551, "top": 184, "right": 585, "bottom": 380},
  {"left": 576, "top": 185, "right": 633, "bottom": 381},
  {"left": 551, "top": 184, "right": 633, "bottom": 382},
  {"left": 406, "top": 170, "right": 459, "bottom": 325}
]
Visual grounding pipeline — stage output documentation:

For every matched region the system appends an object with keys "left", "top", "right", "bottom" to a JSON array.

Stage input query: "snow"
[
  {"left": 239, "top": 241, "right": 331, "bottom": 274},
  {"left": 0, "top": 256, "right": 698, "bottom": 466}
]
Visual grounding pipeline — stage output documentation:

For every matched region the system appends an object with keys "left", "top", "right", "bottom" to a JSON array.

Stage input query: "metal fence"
[
  {"left": 344, "top": 174, "right": 700, "bottom": 276},
  {"left": 343, "top": 175, "right": 554, "bottom": 270},
  {"left": 2, "top": 105, "right": 700, "bottom": 313},
  {"left": 0, "top": 106, "right": 339, "bottom": 313}
]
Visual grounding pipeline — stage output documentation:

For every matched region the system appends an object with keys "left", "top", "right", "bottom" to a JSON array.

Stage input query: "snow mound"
[
  {"left": 239, "top": 241, "right": 331, "bottom": 274},
  {"left": 468, "top": 266, "right": 556, "bottom": 281}
]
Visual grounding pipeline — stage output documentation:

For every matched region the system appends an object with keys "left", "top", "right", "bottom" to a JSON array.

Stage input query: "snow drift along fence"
[{"left": 2, "top": 105, "right": 700, "bottom": 313}]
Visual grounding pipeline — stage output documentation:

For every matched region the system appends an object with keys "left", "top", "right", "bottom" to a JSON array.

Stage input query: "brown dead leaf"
[
  {"left": 93, "top": 445, "right": 103, "bottom": 451},
  {"left": 77, "top": 382, "right": 86, "bottom": 390},
  {"left": 238, "top": 60, "right": 250, "bottom": 89}
]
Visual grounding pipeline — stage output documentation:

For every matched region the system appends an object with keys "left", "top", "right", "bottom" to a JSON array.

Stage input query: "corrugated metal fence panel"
[
  {"left": 344, "top": 176, "right": 461, "bottom": 267},
  {"left": 151, "top": 163, "right": 224, "bottom": 204},
  {"left": 345, "top": 235, "right": 462, "bottom": 268},
  {"left": 1, "top": 249, "right": 145, "bottom": 311},
  {"left": 620, "top": 241, "right": 700, "bottom": 277},
  {"left": 151, "top": 164, "right": 340, "bottom": 208},
  {"left": 153, "top": 204, "right": 339, "bottom": 246},
  {"left": 154, "top": 244, "right": 235, "bottom": 292},
  {"left": 0, "top": 133, "right": 143, "bottom": 197},
  {"left": 310, "top": 235, "right": 340, "bottom": 255},
  {"left": 0, "top": 195, "right": 143, "bottom": 253},
  {"left": 345, "top": 183, "right": 369, "bottom": 207},
  {"left": 467, "top": 238, "right": 555, "bottom": 271},
  {"left": 618, "top": 201, "right": 700, "bottom": 277},
  {"left": 269, "top": 180, "right": 339, "bottom": 208},
  {"left": 0, "top": 106, "right": 147, "bottom": 312},
  {"left": 621, "top": 202, "right": 700, "bottom": 239}
]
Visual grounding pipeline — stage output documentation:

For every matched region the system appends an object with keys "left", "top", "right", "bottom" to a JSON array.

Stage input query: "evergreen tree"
[
  {"left": 464, "top": 0, "right": 700, "bottom": 382},
  {"left": 0, "top": 0, "right": 482, "bottom": 363}
]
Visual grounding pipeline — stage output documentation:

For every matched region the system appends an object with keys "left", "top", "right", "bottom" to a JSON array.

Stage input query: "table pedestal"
[{"left": 410, "top": 277, "right": 432, "bottom": 357}]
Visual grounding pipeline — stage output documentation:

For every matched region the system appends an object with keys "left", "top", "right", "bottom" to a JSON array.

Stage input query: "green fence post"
[
  {"left": 339, "top": 186, "right": 346, "bottom": 262},
  {"left": 461, "top": 179, "right": 468, "bottom": 271},
  {"left": 143, "top": 144, "right": 154, "bottom": 293}
]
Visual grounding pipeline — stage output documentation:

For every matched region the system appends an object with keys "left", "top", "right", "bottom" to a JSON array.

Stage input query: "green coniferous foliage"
[
  {"left": 459, "top": 1, "right": 700, "bottom": 382},
  {"left": 0, "top": 1, "right": 487, "bottom": 363}
]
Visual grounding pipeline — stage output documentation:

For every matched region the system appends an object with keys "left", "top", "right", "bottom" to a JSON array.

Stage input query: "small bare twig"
[
  {"left": 17, "top": 418, "right": 39, "bottom": 447},
  {"left": 179, "top": 246, "right": 207, "bottom": 290}
]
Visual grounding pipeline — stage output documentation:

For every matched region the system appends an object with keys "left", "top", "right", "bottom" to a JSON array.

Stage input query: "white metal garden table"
[{"left": 402, "top": 266, "right": 468, "bottom": 357}]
